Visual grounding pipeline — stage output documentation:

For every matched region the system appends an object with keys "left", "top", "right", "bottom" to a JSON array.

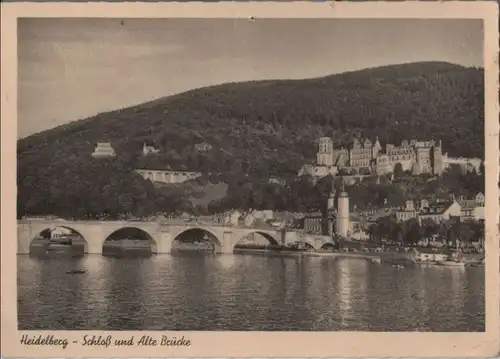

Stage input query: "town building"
[
  {"left": 394, "top": 193, "right": 484, "bottom": 225},
  {"left": 135, "top": 169, "right": 202, "bottom": 184},
  {"left": 457, "top": 192, "right": 485, "bottom": 221},
  {"left": 303, "top": 210, "right": 324, "bottom": 235},
  {"left": 212, "top": 210, "right": 242, "bottom": 226},
  {"left": 417, "top": 199, "right": 462, "bottom": 225},
  {"left": 91, "top": 142, "right": 116, "bottom": 158},
  {"left": 396, "top": 200, "right": 418, "bottom": 222}
]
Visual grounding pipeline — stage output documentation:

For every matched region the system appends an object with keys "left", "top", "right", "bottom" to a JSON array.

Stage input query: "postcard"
[{"left": 1, "top": 1, "right": 499, "bottom": 358}]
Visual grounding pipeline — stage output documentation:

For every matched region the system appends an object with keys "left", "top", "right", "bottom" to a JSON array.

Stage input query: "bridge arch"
[
  {"left": 234, "top": 230, "right": 280, "bottom": 250},
  {"left": 320, "top": 242, "right": 336, "bottom": 251},
  {"left": 29, "top": 225, "right": 88, "bottom": 256},
  {"left": 102, "top": 227, "right": 157, "bottom": 256},
  {"left": 298, "top": 238, "right": 317, "bottom": 251},
  {"left": 172, "top": 227, "right": 223, "bottom": 253}
]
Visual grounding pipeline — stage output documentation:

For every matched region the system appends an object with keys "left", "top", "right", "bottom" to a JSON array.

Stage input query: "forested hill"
[{"left": 17, "top": 61, "right": 484, "bottom": 218}]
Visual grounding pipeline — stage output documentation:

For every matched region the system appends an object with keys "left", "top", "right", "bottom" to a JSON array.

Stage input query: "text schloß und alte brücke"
[{"left": 20, "top": 333, "right": 192, "bottom": 349}]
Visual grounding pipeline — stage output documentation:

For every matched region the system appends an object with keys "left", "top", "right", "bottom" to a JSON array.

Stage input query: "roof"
[
  {"left": 305, "top": 211, "right": 323, "bottom": 218},
  {"left": 143, "top": 140, "right": 156, "bottom": 146},
  {"left": 457, "top": 199, "right": 478, "bottom": 210},
  {"left": 349, "top": 213, "right": 361, "bottom": 222},
  {"left": 419, "top": 207, "right": 447, "bottom": 216},
  {"left": 415, "top": 248, "right": 451, "bottom": 254}
]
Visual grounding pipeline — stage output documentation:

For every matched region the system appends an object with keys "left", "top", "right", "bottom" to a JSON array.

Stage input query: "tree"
[
  {"left": 403, "top": 218, "right": 422, "bottom": 245},
  {"left": 394, "top": 163, "right": 404, "bottom": 178}
]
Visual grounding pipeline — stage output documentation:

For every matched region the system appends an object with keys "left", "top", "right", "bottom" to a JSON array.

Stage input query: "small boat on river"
[
  {"left": 436, "top": 248, "right": 467, "bottom": 267},
  {"left": 66, "top": 270, "right": 86, "bottom": 275}
]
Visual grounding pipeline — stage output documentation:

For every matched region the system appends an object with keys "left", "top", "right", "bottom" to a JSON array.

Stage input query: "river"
[{"left": 17, "top": 253, "right": 484, "bottom": 331}]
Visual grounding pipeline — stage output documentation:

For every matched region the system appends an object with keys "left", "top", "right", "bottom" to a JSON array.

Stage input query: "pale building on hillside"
[
  {"left": 135, "top": 169, "right": 202, "bottom": 184},
  {"left": 194, "top": 142, "right": 212, "bottom": 152},
  {"left": 91, "top": 142, "right": 116, "bottom": 158},
  {"left": 142, "top": 142, "right": 160, "bottom": 155}
]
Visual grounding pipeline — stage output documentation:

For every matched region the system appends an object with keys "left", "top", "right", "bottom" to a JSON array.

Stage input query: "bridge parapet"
[{"left": 17, "top": 219, "right": 301, "bottom": 255}]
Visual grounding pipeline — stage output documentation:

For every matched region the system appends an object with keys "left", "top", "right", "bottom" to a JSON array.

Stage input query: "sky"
[{"left": 18, "top": 18, "right": 483, "bottom": 138}]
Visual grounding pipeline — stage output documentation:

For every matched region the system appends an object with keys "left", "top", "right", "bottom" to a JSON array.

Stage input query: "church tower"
[{"left": 336, "top": 181, "right": 349, "bottom": 238}]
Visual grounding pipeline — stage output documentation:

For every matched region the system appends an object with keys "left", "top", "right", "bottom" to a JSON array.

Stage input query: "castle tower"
[
  {"left": 336, "top": 181, "right": 349, "bottom": 238},
  {"left": 317, "top": 137, "right": 334, "bottom": 166},
  {"left": 432, "top": 140, "right": 444, "bottom": 175}
]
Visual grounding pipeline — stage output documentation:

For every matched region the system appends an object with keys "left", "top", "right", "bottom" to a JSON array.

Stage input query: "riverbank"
[
  {"left": 233, "top": 248, "right": 391, "bottom": 262},
  {"left": 233, "top": 248, "right": 484, "bottom": 267}
]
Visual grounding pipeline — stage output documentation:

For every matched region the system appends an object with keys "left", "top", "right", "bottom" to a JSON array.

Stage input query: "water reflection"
[{"left": 17, "top": 255, "right": 485, "bottom": 332}]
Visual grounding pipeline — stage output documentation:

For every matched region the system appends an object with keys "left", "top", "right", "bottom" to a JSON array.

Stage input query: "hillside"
[{"left": 17, "top": 61, "right": 485, "bottom": 218}]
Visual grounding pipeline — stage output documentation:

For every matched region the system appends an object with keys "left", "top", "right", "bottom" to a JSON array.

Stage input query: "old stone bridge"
[{"left": 17, "top": 219, "right": 330, "bottom": 255}]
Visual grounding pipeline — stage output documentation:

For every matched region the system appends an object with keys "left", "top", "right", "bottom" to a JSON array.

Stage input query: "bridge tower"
[
  {"left": 335, "top": 181, "right": 349, "bottom": 238},
  {"left": 327, "top": 184, "right": 336, "bottom": 210}
]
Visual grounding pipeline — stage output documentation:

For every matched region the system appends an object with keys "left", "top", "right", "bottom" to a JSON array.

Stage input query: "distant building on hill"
[
  {"left": 194, "top": 142, "right": 212, "bottom": 152},
  {"left": 142, "top": 142, "right": 160, "bottom": 155},
  {"left": 91, "top": 142, "right": 116, "bottom": 158},
  {"left": 268, "top": 176, "right": 286, "bottom": 186},
  {"left": 135, "top": 169, "right": 202, "bottom": 184}
]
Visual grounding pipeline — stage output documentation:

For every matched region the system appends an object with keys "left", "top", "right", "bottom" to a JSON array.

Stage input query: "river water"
[{"left": 17, "top": 254, "right": 484, "bottom": 331}]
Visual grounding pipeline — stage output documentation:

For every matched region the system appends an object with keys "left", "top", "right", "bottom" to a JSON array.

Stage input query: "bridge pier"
[
  {"left": 18, "top": 223, "right": 32, "bottom": 254},
  {"left": 155, "top": 232, "right": 173, "bottom": 254},
  {"left": 86, "top": 239, "right": 103, "bottom": 254},
  {"left": 221, "top": 231, "right": 235, "bottom": 254}
]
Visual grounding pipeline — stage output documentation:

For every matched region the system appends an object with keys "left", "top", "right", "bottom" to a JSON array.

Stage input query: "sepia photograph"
[{"left": 2, "top": 1, "right": 499, "bottom": 358}]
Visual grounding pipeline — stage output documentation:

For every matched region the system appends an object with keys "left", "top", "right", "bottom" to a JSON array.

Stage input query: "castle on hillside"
[{"left": 299, "top": 136, "right": 482, "bottom": 178}]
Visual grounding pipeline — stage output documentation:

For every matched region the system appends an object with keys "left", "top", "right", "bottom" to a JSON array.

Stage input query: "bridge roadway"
[{"left": 17, "top": 219, "right": 325, "bottom": 255}]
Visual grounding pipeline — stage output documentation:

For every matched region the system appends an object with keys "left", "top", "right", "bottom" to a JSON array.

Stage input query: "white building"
[
  {"left": 417, "top": 200, "right": 462, "bottom": 225},
  {"left": 135, "top": 169, "right": 202, "bottom": 184},
  {"left": 91, "top": 142, "right": 116, "bottom": 158},
  {"left": 142, "top": 142, "right": 160, "bottom": 155}
]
